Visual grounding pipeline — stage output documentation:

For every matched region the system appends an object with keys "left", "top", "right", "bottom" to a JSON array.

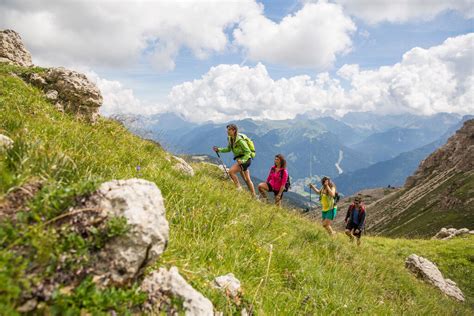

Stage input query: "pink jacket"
[{"left": 266, "top": 167, "right": 288, "bottom": 192}]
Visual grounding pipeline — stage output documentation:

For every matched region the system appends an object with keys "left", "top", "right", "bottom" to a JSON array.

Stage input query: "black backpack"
[
  {"left": 272, "top": 167, "right": 291, "bottom": 192},
  {"left": 334, "top": 192, "right": 341, "bottom": 204}
]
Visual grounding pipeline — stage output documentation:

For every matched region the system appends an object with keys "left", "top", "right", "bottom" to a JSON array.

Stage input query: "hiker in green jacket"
[
  {"left": 213, "top": 124, "right": 256, "bottom": 197},
  {"left": 309, "top": 176, "right": 337, "bottom": 236}
]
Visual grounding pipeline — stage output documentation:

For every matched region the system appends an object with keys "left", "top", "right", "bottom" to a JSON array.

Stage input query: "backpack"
[
  {"left": 334, "top": 192, "right": 341, "bottom": 204},
  {"left": 272, "top": 167, "right": 291, "bottom": 192},
  {"left": 239, "top": 133, "right": 256, "bottom": 158}
]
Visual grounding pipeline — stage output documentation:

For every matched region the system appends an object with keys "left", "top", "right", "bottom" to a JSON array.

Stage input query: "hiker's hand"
[
  {"left": 355, "top": 229, "right": 360, "bottom": 234},
  {"left": 213, "top": 146, "right": 219, "bottom": 152},
  {"left": 276, "top": 193, "right": 282, "bottom": 200},
  {"left": 237, "top": 159, "right": 242, "bottom": 165},
  {"left": 309, "top": 184, "right": 315, "bottom": 189}
]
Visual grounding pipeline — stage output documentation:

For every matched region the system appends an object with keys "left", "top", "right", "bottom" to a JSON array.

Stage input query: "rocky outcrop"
[
  {"left": 365, "top": 120, "right": 474, "bottom": 237},
  {"left": 141, "top": 267, "right": 214, "bottom": 315},
  {"left": 89, "top": 179, "right": 169, "bottom": 287},
  {"left": 172, "top": 156, "right": 195, "bottom": 177},
  {"left": 405, "top": 254, "right": 464, "bottom": 302},
  {"left": 432, "top": 227, "right": 471, "bottom": 240},
  {"left": 26, "top": 67, "right": 103, "bottom": 122},
  {"left": 406, "top": 119, "right": 474, "bottom": 188},
  {"left": 0, "top": 29, "right": 33, "bottom": 67},
  {"left": 0, "top": 134, "right": 14, "bottom": 151},
  {"left": 0, "top": 29, "right": 102, "bottom": 122},
  {"left": 213, "top": 273, "right": 241, "bottom": 298}
]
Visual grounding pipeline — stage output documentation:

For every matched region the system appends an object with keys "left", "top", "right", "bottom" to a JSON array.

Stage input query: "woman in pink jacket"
[{"left": 258, "top": 154, "right": 289, "bottom": 207}]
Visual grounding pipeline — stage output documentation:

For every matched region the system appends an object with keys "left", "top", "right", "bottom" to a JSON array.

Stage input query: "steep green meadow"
[{"left": 1, "top": 64, "right": 473, "bottom": 314}]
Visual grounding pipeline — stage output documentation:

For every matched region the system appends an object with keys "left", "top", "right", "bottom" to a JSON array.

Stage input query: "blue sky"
[{"left": 1, "top": 0, "right": 473, "bottom": 121}]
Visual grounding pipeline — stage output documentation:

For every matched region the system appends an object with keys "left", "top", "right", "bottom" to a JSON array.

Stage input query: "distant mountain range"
[
  {"left": 112, "top": 111, "right": 467, "bottom": 196},
  {"left": 334, "top": 115, "right": 473, "bottom": 195},
  {"left": 365, "top": 119, "right": 474, "bottom": 237},
  {"left": 348, "top": 115, "right": 460, "bottom": 162}
]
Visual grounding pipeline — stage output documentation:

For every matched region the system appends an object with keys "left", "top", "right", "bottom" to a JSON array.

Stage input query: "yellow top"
[{"left": 321, "top": 193, "right": 335, "bottom": 212}]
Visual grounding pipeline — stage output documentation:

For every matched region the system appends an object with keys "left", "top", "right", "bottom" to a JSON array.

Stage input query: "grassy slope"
[{"left": 1, "top": 64, "right": 473, "bottom": 314}]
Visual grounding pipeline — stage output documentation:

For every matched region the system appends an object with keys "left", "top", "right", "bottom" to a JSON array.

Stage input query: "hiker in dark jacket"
[
  {"left": 344, "top": 196, "right": 366, "bottom": 246},
  {"left": 213, "top": 124, "right": 256, "bottom": 197},
  {"left": 258, "top": 154, "right": 289, "bottom": 207}
]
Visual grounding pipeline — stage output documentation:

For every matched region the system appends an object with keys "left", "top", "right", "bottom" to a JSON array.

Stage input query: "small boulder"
[
  {"left": 455, "top": 228, "right": 469, "bottom": 236},
  {"left": 141, "top": 267, "right": 213, "bottom": 315},
  {"left": 90, "top": 179, "right": 169, "bottom": 286},
  {"left": 28, "top": 73, "right": 46, "bottom": 87},
  {"left": 433, "top": 228, "right": 450, "bottom": 239},
  {"left": 0, "top": 29, "right": 33, "bottom": 67},
  {"left": 45, "top": 90, "right": 58, "bottom": 101},
  {"left": 172, "top": 156, "right": 195, "bottom": 176},
  {"left": 433, "top": 227, "right": 471, "bottom": 240},
  {"left": 405, "top": 254, "right": 464, "bottom": 302},
  {"left": 213, "top": 273, "right": 241, "bottom": 298},
  {"left": 0, "top": 134, "right": 14, "bottom": 151}
]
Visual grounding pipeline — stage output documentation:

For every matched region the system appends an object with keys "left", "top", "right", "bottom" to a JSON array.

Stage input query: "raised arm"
[{"left": 309, "top": 183, "right": 320, "bottom": 194}]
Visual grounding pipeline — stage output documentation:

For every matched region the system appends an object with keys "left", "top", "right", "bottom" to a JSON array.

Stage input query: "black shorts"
[
  {"left": 266, "top": 182, "right": 283, "bottom": 196},
  {"left": 345, "top": 221, "right": 362, "bottom": 237},
  {"left": 240, "top": 158, "right": 252, "bottom": 171}
]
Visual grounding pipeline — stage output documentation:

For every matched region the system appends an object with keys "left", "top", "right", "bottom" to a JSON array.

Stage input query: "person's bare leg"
[
  {"left": 258, "top": 182, "right": 269, "bottom": 201},
  {"left": 241, "top": 169, "right": 256, "bottom": 197},
  {"left": 275, "top": 195, "right": 282, "bottom": 207},
  {"left": 323, "top": 219, "right": 336, "bottom": 235},
  {"left": 229, "top": 164, "right": 242, "bottom": 188},
  {"left": 328, "top": 222, "right": 336, "bottom": 235}
]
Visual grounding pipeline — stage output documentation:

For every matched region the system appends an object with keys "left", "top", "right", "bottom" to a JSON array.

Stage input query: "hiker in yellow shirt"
[{"left": 309, "top": 176, "right": 337, "bottom": 235}]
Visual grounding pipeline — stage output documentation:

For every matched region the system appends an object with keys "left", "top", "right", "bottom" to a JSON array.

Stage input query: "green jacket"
[{"left": 218, "top": 134, "right": 252, "bottom": 163}]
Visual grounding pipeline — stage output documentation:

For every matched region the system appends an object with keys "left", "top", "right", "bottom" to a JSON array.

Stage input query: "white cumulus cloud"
[
  {"left": 86, "top": 71, "right": 161, "bottom": 116},
  {"left": 234, "top": 1, "right": 356, "bottom": 68},
  {"left": 168, "top": 33, "right": 474, "bottom": 122},
  {"left": 339, "top": 33, "right": 474, "bottom": 115},
  {"left": 0, "top": 0, "right": 260, "bottom": 71},
  {"left": 1, "top": 0, "right": 358, "bottom": 71},
  {"left": 167, "top": 63, "right": 346, "bottom": 122},
  {"left": 334, "top": 0, "right": 474, "bottom": 24}
]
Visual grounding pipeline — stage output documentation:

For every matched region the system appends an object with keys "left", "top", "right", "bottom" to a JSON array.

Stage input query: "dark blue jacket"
[{"left": 345, "top": 204, "right": 366, "bottom": 230}]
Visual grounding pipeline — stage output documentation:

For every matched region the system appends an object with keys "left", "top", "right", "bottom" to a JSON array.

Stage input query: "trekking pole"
[
  {"left": 215, "top": 151, "right": 231, "bottom": 179},
  {"left": 309, "top": 136, "right": 313, "bottom": 207}
]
